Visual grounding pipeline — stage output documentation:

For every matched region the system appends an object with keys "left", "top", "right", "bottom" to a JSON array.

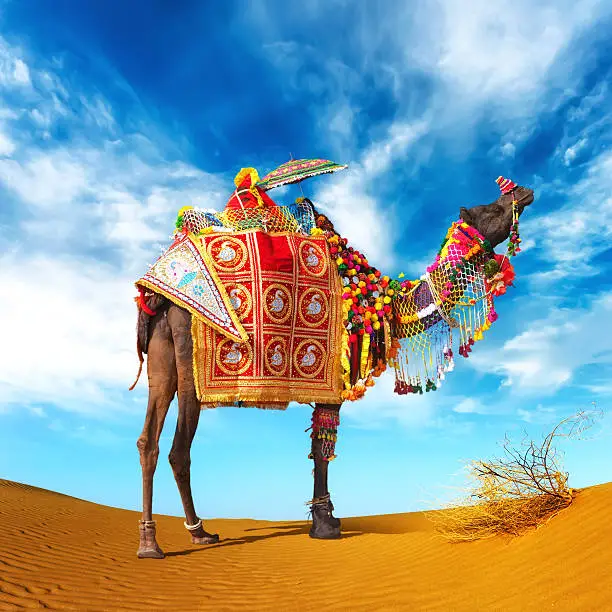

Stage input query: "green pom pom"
[{"left": 484, "top": 258, "right": 500, "bottom": 278}]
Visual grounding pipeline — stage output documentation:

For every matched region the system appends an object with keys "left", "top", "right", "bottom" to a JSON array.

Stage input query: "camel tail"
[
  {"left": 129, "top": 288, "right": 167, "bottom": 391},
  {"left": 128, "top": 351, "right": 144, "bottom": 391}
]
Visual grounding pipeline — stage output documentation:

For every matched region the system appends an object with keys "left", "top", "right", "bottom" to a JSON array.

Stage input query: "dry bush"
[{"left": 431, "top": 407, "right": 602, "bottom": 542}]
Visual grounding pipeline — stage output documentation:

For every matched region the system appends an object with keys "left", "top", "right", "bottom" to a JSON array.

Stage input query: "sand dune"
[{"left": 1, "top": 478, "right": 611, "bottom": 611}]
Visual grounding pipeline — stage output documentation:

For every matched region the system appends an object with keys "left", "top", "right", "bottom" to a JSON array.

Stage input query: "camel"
[{"left": 133, "top": 183, "right": 534, "bottom": 559}]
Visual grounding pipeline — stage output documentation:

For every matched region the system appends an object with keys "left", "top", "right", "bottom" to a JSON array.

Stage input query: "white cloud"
[
  {"left": 453, "top": 398, "right": 482, "bottom": 414},
  {"left": 0, "top": 34, "right": 232, "bottom": 413},
  {"left": 432, "top": 1, "right": 586, "bottom": 99},
  {"left": 0, "top": 151, "right": 88, "bottom": 206},
  {"left": 341, "top": 372, "right": 437, "bottom": 430},
  {"left": 517, "top": 405, "right": 558, "bottom": 424},
  {"left": 0, "top": 39, "right": 31, "bottom": 87},
  {"left": 328, "top": 103, "right": 355, "bottom": 139},
  {"left": 500, "top": 142, "right": 516, "bottom": 158},
  {"left": 564, "top": 137, "right": 588, "bottom": 166},
  {"left": 313, "top": 120, "right": 429, "bottom": 267},
  {"left": 0, "top": 130, "right": 15, "bottom": 156},
  {"left": 30, "top": 108, "right": 52, "bottom": 127},
  {"left": 470, "top": 291, "right": 612, "bottom": 394},
  {"left": 13, "top": 58, "right": 30, "bottom": 85},
  {"left": 353, "top": 0, "right": 605, "bottom": 120},
  {"left": 524, "top": 149, "right": 612, "bottom": 283},
  {"left": 0, "top": 253, "right": 140, "bottom": 414},
  {"left": 567, "top": 80, "right": 608, "bottom": 122},
  {"left": 340, "top": 364, "right": 486, "bottom": 430},
  {"left": 0, "top": 140, "right": 228, "bottom": 275},
  {"left": 79, "top": 94, "right": 116, "bottom": 132}
]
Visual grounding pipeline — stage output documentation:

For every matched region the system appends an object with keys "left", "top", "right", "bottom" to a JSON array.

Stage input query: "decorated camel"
[{"left": 130, "top": 163, "right": 534, "bottom": 558}]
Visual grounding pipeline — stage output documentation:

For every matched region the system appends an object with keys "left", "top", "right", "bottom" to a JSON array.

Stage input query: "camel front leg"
[
  {"left": 309, "top": 403, "right": 342, "bottom": 539},
  {"left": 168, "top": 306, "right": 219, "bottom": 545}
]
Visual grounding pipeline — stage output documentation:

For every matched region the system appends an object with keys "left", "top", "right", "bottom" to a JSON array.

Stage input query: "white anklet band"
[{"left": 184, "top": 519, "right": 202, "bottom": 531}]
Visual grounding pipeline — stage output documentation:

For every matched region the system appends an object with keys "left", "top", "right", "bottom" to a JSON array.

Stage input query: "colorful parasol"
[{"left": 256, "top": 158, "right": 348, "bottom": 191}]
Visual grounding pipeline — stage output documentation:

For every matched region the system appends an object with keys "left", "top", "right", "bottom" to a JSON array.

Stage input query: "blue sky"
[{"left": 1, "top": 0, "right": 612, "bottom": 521}]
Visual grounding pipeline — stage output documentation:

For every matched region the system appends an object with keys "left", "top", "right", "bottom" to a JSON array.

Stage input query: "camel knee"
[
  {"left": 168, "top": 446, "right": 190, "bottom": 477},
  {"left": 137, "top": 436, "right": 159, "bottom": 467}
]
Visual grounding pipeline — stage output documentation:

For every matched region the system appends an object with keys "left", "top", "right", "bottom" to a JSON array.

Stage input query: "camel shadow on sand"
[
  {"left": 165, "top": 516, "right": 429, "bottom": 557},
  {"left": 165, "top": 524, "right": 361, "bottom": 557}
]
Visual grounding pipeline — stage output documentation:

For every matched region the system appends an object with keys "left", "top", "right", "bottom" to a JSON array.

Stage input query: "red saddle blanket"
[{"left": 192, "top": 230, "right": 345, "bottom": 408}]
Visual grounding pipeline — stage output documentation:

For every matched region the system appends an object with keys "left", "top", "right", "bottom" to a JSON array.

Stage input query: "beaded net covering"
[
  {"left": 180, "top": 202, "right": 317, "bottom": 236},
  {"left": 391, "top": 223, "right": 498, "bottom": 394}
]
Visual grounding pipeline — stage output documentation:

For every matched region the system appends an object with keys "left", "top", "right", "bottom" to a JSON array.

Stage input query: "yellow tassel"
[
  {"left": 360, "top": 332, "right": 371, "bottom": 379},
  {"left": 233, "top": 167, "right": 266, "bottom": 208},
  {"left": 234, "top": 167, "right": 260, "bottom": 188},
  {"left": 178, "top": 205, "right": 194, "bottom": 217},
  {"left": 340, "top": 300, "right": 352, "bottom": 390}
]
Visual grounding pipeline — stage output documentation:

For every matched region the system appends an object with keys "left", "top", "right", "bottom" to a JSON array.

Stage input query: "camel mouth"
[{"left": 516, "top": 187, "right": 534, "bottom": 207}]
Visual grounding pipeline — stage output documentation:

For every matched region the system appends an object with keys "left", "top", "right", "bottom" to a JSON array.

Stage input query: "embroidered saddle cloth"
[{"left": 192, "top": 230, "right": 345, "bottom": 408}]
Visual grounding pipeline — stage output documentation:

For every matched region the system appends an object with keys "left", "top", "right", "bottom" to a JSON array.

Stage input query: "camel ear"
[{"left": 459, "top": 207, "right": 473, "bottom": 225}]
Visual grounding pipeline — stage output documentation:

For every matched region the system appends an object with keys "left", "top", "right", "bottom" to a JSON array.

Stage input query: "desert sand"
[{"left": 1, "top": 478, "right": 611, "bottom": 611}]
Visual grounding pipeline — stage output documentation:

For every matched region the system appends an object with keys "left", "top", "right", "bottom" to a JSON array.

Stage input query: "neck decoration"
[{"left": 313, "top": 176, "right": 522, "bottom": 399}]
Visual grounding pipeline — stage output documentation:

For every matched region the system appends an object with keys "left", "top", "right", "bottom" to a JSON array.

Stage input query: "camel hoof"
[
  {"left": 309, "top": 521, "right": 342, "bottom": 540},
  {"left": 309, "top": 501, "right": 342, "bottom": 539},
  {"left": 191, "top": 533, "right": 220, "bottom": 545},
  {"left": 138, "top": 520, "right": 165, "bottom": 558},
  {"left": 137, "top": 547, "right": 165, "bottom": 559},
  {"left": 309, "top": 526, "right": 341, "bottom": 540}
]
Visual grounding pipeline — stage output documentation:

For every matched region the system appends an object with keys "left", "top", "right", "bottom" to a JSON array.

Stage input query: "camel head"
[{"left": 459, "top": 181, "right": 534, "bottom": 248}]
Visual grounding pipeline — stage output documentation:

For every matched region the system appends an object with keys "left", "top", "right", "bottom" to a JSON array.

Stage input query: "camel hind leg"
[
  {"left": 167, "top": 305, "right": 219, "bottom": 545},
  {"left": 136, "top": 309, "right": 177, "bottom": 559}
]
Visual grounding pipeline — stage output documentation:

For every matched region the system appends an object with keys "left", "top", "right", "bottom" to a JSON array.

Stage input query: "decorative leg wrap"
[{"left": 308, "top": 406, "right": 340, "bottom": 461}]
